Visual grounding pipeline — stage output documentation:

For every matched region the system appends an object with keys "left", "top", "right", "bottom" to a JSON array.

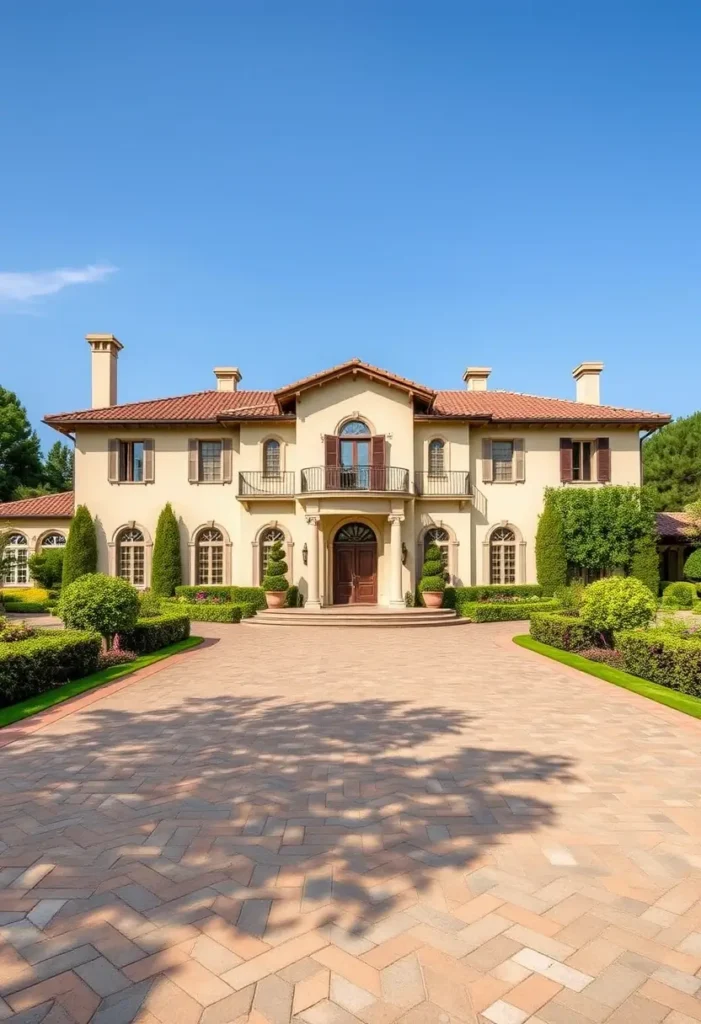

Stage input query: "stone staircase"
[{"left": 244, "top": 606, "right": 467, "bottom": 627}]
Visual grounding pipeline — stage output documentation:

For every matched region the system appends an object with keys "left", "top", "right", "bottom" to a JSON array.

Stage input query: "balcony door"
[
  {"left": 325, "top": 421, "right": 385, "bottom": 490},
  {"left": 333, "top": 522, "right": 378, "bottom": 604}
]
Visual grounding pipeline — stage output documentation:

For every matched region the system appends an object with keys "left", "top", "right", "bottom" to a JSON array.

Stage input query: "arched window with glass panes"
[
  {"left": 3, "top": 533, "right": 28, "bottom": 585},
  {"left": 428, "top": 439, "right": 445, "bottom": 477},
  {"left": 260, "top": 527, "right": 285, "bottom": 580},
  {"left": 423, "top": 527, "right": 450, "bottom": 575},
  {"left": 263, "top": 439, "right": 281, "bottom": 478},
  {"left": 41, "top": 532, "right": 66, "bottom": 549},
  {"left": 490, "top": 527, "right": 516, "bottom": 584},
  {"left": 196, "top": 528, "right": 224, "bottom": 585},
  {"left": 117, "top": 528, "right": 145, "bottom": 587}
]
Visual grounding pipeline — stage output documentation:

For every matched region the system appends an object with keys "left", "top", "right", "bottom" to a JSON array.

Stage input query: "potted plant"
[
  {"left": 262, "top": 540, "right": 290, "bottom": 608},
  {"left": 418, "top": 542, "right": 446, "bottom": 608}
]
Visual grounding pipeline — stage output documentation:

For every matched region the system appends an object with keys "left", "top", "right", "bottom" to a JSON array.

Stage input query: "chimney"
[
  {"left": 213, "top": 367, "right": 242, "bottom": 392},
  {"left": 86, "top": 334, "right": 123, "bottom": 408},
  {"left": 573, "top": 362, "right": 604, "bottom": 404},
  {"left": 462, "top": 367, "right": 491, "bottom": 391}
]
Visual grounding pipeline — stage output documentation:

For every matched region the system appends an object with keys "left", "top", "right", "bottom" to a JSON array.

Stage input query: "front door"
[{"left": 333, "top": 523, "right": 378, "bottom": 604}]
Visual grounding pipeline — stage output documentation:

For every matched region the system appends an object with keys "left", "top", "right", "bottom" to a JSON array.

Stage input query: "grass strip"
[
  {"left": 513, "top": 634, "right": 701, "bottom": 721},
  {"left": 0, "top": 636, "right": 203, "bottom": 729}
]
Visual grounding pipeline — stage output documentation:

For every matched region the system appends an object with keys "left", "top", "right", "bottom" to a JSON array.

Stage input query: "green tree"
[
  {"left": 27, "top": 549, "right": 65, "bottom": 590},
  {"left": 643, "top": 412, "right": 701, "bottom": 511},
  {"left": 629, "top": 534, "right": 661, "bottom": 595},
  {"left": 62, "top": 505, "right": 97, "bottom": 587},
  {"left": 151, "top": 503, "right": 182, "bottom": 596},
  {"left": 43, "top": 441, "right": 74, "bottom": 492},
  {"left": 547, "top": 485, "right": 655, "bottom": 572},
  {"left": 58, "top": 573, "right": 139, "bottom": 648},
  {"left": 535, "top": 493, "right": 568, "bottom": 595},
  {"left": 0, "top": 387, "right": 43, "bottom": 501},
  {"left": 12, "top": 483, "right": 53, "bottom": 500}
]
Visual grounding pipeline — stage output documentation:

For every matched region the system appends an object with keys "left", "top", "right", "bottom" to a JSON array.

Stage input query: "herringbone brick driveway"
[{"left": 2, "top": 622, "right": 701, "bottom": 1024}]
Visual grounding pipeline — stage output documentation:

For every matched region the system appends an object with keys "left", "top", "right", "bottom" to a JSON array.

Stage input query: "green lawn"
[
  {"left": 0, "top": 636, "right": 203, "bottom": 729},
  {"left": 513, "top": 635, "right": 701, "bottom": 720}
]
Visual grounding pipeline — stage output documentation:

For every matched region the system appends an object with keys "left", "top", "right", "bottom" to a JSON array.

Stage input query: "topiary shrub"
[
  {"left": 262, "top": 541, "right": 289, "bottom": 592},
  {"left": 684, "top": 548, "right": 701, "bottom": 584},
  {"left": 662, "top": 581, "right": 697, "bottom": 609},
  {"left": 58, "top": 573, "right": 139, "bottom": 647},
  {"left": 28, "top": 550, "right": 64, "bottom": 591},
  {"left": 151, "top": 503, "right": 182, "bottom": 597},
  {"left": 580, "top": 576, "right": 657, "bottom": 641},
  {"left": 62, "top": 505, "right": 97, "bottom": 588},
  {"left": 418, "top": 544, "right": 446, "bottom": 599},
  {"left": 629, "top": 533, "right": 661, "bottom": 595},
  {"left": 536, "top": 496, "right": 568, "bottom": 596}
]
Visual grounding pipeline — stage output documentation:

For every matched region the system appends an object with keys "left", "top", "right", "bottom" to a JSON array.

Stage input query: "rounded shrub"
[
  {"left": 262, "top": 540, "right": 289, "bottom": 592},
  {"left": 684, "top": 548, "right": 701, "bottom": 584},
  {"left": 662, "top": 580, "right": 697, "bottom": 609},
  {"left": 580, "top": 576, "right": 657, "bottom": 636},
  {"left": 58, "top": 573, "right": 139, "bottom": 646},
  {"left": 27, "top": 550, "right": 64, "bottom": 591},
  {"left": 419, "top": 544, "right": 446, "bottom": 595}
]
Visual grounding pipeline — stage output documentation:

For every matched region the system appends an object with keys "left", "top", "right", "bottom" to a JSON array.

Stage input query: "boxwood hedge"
[
  {"left": 615, "top": 629, "right": 701, "bottom": 695},
  {"left": 459, "top": 599, "right": 558, "bottom": 622},
  {"left": 454, "top": 585, "right": 544, "bottom": 603},
  {"left": 0, "top": 629, "right": 102, "bottom": 707},
  {"left": 176, "top": 603, "right": 242, "bottom": 624},
  {"left": 529, "top": 612, "right": 599, "bottom": 651},
  {"left": 174, "top": 585, "right": 267, "bottom": 610},
  {"left": 119, "top": 613, "right": 191, "bottom": 654}
]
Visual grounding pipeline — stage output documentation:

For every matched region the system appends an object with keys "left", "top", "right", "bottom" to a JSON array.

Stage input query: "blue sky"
[{"left": 1, "top": 1, "right": 699, "bottom": 449}]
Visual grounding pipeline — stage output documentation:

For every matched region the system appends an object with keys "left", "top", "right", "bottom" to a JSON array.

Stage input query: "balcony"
[
  {"left": 414, "top": 471, "right": 473, "bottom": 498},
  {"left": 238, "top": 471, "right": 295, "bottom": 500},
  {"left": 301, "top": 465, "right": 410, "bottom": 494}
]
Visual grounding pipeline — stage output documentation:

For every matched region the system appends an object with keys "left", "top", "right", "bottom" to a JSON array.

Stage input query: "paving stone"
[{"left": 74, "top": 956, "right": 131, "bottom": 996}]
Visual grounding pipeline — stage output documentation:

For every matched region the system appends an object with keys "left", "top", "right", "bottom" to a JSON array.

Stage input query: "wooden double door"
[{"left": 333, "top": 523, "right": 378, "bottom": 604}]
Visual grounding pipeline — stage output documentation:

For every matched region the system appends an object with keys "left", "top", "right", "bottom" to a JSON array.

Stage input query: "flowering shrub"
[
  {"left": 97, "top": 649, "right": 137, "bottom": 670},
  {"left": 193, "top": 591, "right": 225, "bottom": 604},
  {"left": 580, "top": 577, "right": 656, "bottom": 639},
  {"left": 0, "top": 621, "right": 37, "bottom": 643},
  {"left": 579, "top": 647, "right": 624, "bottom": 667}
]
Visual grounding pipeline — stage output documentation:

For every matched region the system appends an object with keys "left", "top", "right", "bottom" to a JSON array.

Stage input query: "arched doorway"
[{"left": 333, "top": 522, "right": 377, "bottom": 604}]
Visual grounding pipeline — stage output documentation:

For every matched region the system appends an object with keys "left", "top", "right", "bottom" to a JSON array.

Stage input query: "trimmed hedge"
[
  {"left": 0, "top": 629, "right": 102, "bottom": 707},
  {"left": 119, "top": 614, "right": 191, "bottom": 654},
  {"left": 177, "top": 603, "right": 242, "bottom": 624},
  {"left": 459, "top": 599, "right": 558, "bottom": 622},
  {"left": 454, "top": 585, "right": 544, "bottom": 603},
  {"left": 662, "top": 582, "right": 697, "bottom": 609},
  {"left": 3, "top": 601, "right": 50, "bottom": 614},
  {"left": 174, "top": 586, "right": 267, "bottom": 610},
  {"left": 616, "top": 629, "right": 701, "bottom": 696},
  {"left": 529, "top": 612, "right": 599, "bottom": 651}
]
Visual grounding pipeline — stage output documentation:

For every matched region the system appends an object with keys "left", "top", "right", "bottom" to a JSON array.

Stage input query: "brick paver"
[{"left": 1, "top": 621, "right": 701, "bottom": 1022}]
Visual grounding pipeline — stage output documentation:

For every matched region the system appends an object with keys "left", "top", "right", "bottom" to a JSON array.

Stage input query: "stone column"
[
  {"left": 306, "top": 516, "right": 321, "bottom": 608},
  {"left": 388, "top": 514, "right": 405, "bottom": 607}
]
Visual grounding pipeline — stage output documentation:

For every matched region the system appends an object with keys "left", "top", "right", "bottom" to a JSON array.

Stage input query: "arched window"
[
  {"left": 196, "top": 528, "right": 224, "bottom": 585},
  {"left": 428, "top": 439, "right": 445, "bottom": 477},
  {"left": 260, "top": 527, "right": 285, "bottom": 579},
  {"left": 490, "top": 527, "right": 516, "bottom": 584},
  {"left": 41, "top": 532, "right": 66, "bottom": 549},
  {"left": 3, "top": 533, "right": 28, "bottom": 585},
  {"left": 117, "top": 528, "right": 145, "bottom": 587},
  {"left": 424, "top": 527, "right": 450, "bottom": 572},
  {"left": 263, "top": 439, "right": 281, "bottom": 479},
  {"left": 340, "top": 419, "right": 370, "bottom": 436}
]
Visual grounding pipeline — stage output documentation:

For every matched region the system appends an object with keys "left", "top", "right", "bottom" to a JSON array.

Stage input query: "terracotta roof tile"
[
  {"left": 432, "top": 390, "right": 669, "bottom": 423},
  {"left": 45, "top": 390, "right": 280, "bottom": 425},
  {"left": 657, "top": 511, "right": 694, "bottom": 540},
  {"left": 0, "top": 491, "right": 74, "bottom": 518},
  {"left": 274, "top": 358, "right": 436, "bottom": 400}
]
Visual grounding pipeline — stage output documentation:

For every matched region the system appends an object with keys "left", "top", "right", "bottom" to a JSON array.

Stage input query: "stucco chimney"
[
  {"left": 573, "top": 362, "right": 604, "bottom": 404},
  {"left": 462, "top": 367, "right": 491, "bottom": 391},
  {"left": 213, "top": 367, "right": 242, "bottom": 392},
  {"left": 86, "top": 334, "right": 123, "bottom": 408}
]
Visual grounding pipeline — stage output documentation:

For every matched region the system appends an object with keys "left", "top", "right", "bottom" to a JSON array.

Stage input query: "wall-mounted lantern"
[{"left": 302, "top": 543, "right": 308, "bottom": 565}]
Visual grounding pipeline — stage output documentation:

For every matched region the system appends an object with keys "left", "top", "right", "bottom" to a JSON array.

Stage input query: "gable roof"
[
  {"left": 657, "top": 511, "right": 694, "bottom": 541},
  {"left": 274, "top": 358, "right": 436, "bottom": 403},
  {"left": 0, "top": 491, "right": 74, "bottom": 518}
]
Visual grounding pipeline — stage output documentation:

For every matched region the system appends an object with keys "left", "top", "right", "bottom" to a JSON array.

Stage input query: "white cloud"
[{"left": 0, "top": 264, "right": 117, "bottom": 304}]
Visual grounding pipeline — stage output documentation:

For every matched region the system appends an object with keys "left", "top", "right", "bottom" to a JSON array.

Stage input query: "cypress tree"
[
  {"left": 62, "top": 504, "right": 97, "bottom": 588},
  {"left": 151, "top": 503, "right": 182, "bottom": 596},
  {"left": 535, "top": 494, "right": 568, "bottom": 595},
  {"left": 630, "top": 533, "right": 661, "bottom": 595}
]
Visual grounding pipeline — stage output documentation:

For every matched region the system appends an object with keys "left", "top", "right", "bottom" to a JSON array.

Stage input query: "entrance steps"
[{"left": 244, "top": 606, "right": 468, "bottom": 628}]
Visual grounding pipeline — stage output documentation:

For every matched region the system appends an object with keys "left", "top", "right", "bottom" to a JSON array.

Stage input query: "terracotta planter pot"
[
  {"left": 265, "top": 591, "right": 287, "bottom": 609},
  {"left": 422, "top": 591, "right": 443, "bottom": 609}
]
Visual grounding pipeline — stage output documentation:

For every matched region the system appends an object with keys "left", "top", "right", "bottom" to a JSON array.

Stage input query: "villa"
[{"left": 0, "top": 335, "right": 671, "bottom": 605}]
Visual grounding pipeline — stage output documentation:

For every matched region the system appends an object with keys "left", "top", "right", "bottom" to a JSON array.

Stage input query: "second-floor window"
[
  {"left": 263, "top": 439, "right": 281, "bottom": 478},
  {"left": 572, "top": 440, "right": 593, "bottom": 481},
  {"left": 560, "top": 437, "right": 610, "bottom": 483},
  {"left": 428, "top": 439, "right": 445, "bottom": 477},
  {"left": 199, "top": 441, "right": 222, "bottom": 482},
  {"left": 119, "top": 441, "right": 144, "bottom": 482},
  {"left": 188, "top": 438, "right": 232, "bottom": 484},
  {"left": 482, "top": 439, "right": 525, "bottom": 483},
  {"left": 492, "top": 441, "right": 514, "bottom": 482}
]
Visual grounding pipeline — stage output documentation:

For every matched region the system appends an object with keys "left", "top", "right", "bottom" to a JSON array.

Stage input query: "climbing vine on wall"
[{"left": 544, "top": 486, "right": 656, "bottom": 572}]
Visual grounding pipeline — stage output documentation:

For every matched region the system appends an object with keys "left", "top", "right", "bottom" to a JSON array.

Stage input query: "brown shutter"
[
  {"left": 371, "top": 435, "right": 386, "bottom": 490},
  {"left": 324, "top": 434, "right": 340, "bottom": 489},
  {"left": 596, "top": 437, "right": 611, "bottom": 483},
  {"left": 188, "top": 440, "right": 199, "bottom": 483},
  {"left": 560, "top": 438, "right": 573, "bottom": 482},
  {"left": 513, "top": 438, "right": 525, "bottom": 482},
  {"left": 143, "top": 439, "right": 155, "bottom": 483},
  {"left": 482, "top": 439, "right": 493, "bottom": 483},
  {"left": 108, "top": 439, "right": 119, "bottom": 482},
  {"left": 221, "top": 437, "right": 233, "bottom": 483}
]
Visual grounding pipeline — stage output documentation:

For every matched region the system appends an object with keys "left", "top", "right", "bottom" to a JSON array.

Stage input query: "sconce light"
[
  {"left": 302, "top": 543, "right": 308, "bottom": 566},
  {"left": 401, "top": 542, "right": 408, "bottom": 566}
]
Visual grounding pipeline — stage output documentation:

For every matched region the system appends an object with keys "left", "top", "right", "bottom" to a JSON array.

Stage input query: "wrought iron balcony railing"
[
  {"left": 414, "top": 471, "right": 473, "bottom": 497},
  {"left": 238, "top": 471, "right": 295, "bottom": 497},
  {"left": 301, "top": 465, "right": 410, "bottom": 493}
]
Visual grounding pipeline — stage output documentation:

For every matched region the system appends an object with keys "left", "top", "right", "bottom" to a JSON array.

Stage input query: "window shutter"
[
  {"left": 560, "top": 438, "right": 573, "bottom": 482},
  {"left": 596, "top": 437, "right": 611, "bottom": 483},
  {"left": 143, "top": 439, "right": 155, "bottom": 483},
  {"left": 188, "top": 440, "right": 199, "bottom": 483},
  {"left": 513, "top": 438, "right": 525, "bottom": 482},
  {"left": 108, "top": 440, "right": 119, "bottom": 482},
  {"left": 222, "top": 438, "right": 233, "bottom": 483},
  {"left": 324, "top": 434, "right": 340, "bottom": 467},
  {"left": 371, "top": 434, "right": 386, "bottom": 489},
  {"left": 482, "top": 439, "right": 493, "bottom": 483}
]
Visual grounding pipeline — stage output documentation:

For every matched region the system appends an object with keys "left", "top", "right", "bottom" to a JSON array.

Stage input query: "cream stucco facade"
[{"left": 3, "top": 340, "right": 669, "bottom": 603}]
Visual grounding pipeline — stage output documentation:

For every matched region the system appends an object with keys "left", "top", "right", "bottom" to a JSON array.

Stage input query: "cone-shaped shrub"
[
  {"left": 62, "top": 505, "right": 97, "bottom": 588},
  {"left": 630, "top": 533, "right": 661, "bottom": 595},
  {"left": 151, "top": 503, "right": 182, "bottom": 596},
  {"left": 418, "top": 542, "right": 446, "bottom": 594},
  {"left": 536, "top": 495, "right": 567, "bottom": 595},
  {"left": 262, "top": 540, "right": 289, "bottom": 592},
  {"left": 684, "top": 548, "right": 701, "bottom": 583}
]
